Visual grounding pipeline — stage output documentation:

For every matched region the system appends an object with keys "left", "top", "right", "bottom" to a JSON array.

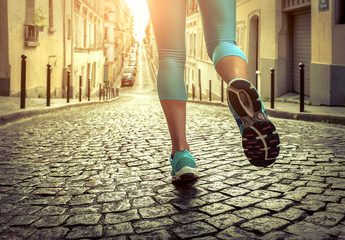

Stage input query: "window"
[
  {"left": 25, "top": 0, "right": 35, "bottom": 25},
  {"left": 188, "top": 0, "right": 197, "bottom": 12},
  {"left": 193, "top": 33, "right": 196, "bottom": 56},
  {"left": 83, "top": 9, "right": 87, "bottom": 48},
  {"left": 97, "top": 20, "right": 101, "bottom": 47},
  {"left": 24, "top": 25, "right": 41, "bottom": 45},
  {"left": 89, "top": 14, "right": 93, "bottom": 47},
  {"left": 189, "top": 33, "right": 193, "bottom": 55},
  {"left": 94, "top": 17, "right": 97, "bottom": 47},
  {"left": 104, "top": 27, "right": 108, "bottom": 42},
  {"left": 67, "top": 17, "right": 71, "bottom": 39},
  {"left": 48, "top": 0, "right": 56, "bottom": 32},
  {"left": 236, "top": 21, "right": 245, "bottom": 51},
  {"left": 24, "top": 0, "right": 40, "bottom": 47}
]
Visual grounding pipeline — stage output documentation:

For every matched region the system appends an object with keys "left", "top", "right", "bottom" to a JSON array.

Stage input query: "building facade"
[
  {"left": 0, "top": 0, "right": 133, "bottom": 99},
  {"left": 72, "top": 0, "right": 104, "bottom": 98},
  {"left": 235, "top": 0, "right": 345, "bottom": 106},
  {"left": 144, "top": 19, "right": 158, "bottom": 81},
  {"left": 186, "top": 0, "right": 224, "bottom": 100},
  {"left": 0, "top": 0, "right": 67, "bottom": 97},
  {"left": 104, "top": 0, "right": 133, "bottom": 88},
  {"left": 145, "top": 0, "right": 345, "bottom": 106}
]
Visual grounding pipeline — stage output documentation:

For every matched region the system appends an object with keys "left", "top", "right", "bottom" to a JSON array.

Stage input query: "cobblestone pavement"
[{"left": 0, "top": 48, "right": 345, "bottom": 240}]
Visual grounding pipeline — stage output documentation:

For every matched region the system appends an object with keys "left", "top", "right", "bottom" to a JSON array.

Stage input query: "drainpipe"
[
  {"left": 71, "top": 0, "right": 74, "bottom": 94},
  {"left": 63, "top": 0, "right": 66, "bottom": 68}
]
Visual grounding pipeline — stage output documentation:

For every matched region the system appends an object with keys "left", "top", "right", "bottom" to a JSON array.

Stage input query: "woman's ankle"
[{"left": 171, "top": 145, "right": 190, "bottom": 158}]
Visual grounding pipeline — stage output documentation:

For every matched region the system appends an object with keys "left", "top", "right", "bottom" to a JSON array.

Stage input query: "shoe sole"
[
  {"left": 227, "top": 79, "right": 280, "bottom": 167},
  {"left": 172, "top": 166, "right": 199, "bottom": 182}
]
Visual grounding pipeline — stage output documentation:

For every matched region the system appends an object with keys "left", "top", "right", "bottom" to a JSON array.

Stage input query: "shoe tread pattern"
[
  {"left": 243, "top": 121, "right": 280, "bottom": 166},
  {"left": 228, "top": 80, "right": 280, "bottom": 167}
]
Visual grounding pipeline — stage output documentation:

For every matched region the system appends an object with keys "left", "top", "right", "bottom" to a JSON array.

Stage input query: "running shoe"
[
  {"left": 227, "top": 78, "right": 280, "bottom": 167},
  {"left": 170, "top": 150, "right": 199, "bottom": 182}
]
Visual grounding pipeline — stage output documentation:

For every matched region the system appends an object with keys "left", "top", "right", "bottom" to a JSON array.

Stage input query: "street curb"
[
  {"left": 188, "top": 99, "right": 345, "bottom": 125},
  {"left": 0, "top": 97, "right": 119, "bottom": 126},
  {"left": 265, "top": 109, "right": 345, "bottom": 125}
]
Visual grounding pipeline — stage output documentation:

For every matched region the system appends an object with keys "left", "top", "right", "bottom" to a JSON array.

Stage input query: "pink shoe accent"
[{"left": 245, "top": 134, "right": 254, "bottom": 137}]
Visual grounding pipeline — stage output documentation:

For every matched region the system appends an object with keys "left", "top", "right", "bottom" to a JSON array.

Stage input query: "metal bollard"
[
  {"left": 299, "top": 63, "right": 305, "bottom": 112},
  {"left": 20, "top": 54, "right": 27, "bottom": 109},
  {"left": 209, "top": 80, "right": 212, "bottom": 101},
  {"left": 103, "top": 87, "right": 105, "bottom": 101},
  {"left": 192, "top": 84, "right": 195, "bottom": 100},
  {"left": 67, "top": 71, "right": 70, "bottom": 103},
  {"left": 88, "top": 79, "right": 91, "bottom": 101},
  {"left": 79, "top": 75, "right": 82, "bottom": 102},
  {"left": 116, "top": 87, "right": 119, "bottom": 97},
  {"left": 198, "top": 69, "right": 202, "bottom": 101},
  {"left": 221, "top": 79, "right": 224, "bottom": 103},
  {"left": 270, "top": 68, "right": 275, "bottom": 109},
  {"left": 47, "top": 64, "right": 51, "bottom": 107},
  {"left": 99, "top": 83, "right": 102, "bottom": 101}
]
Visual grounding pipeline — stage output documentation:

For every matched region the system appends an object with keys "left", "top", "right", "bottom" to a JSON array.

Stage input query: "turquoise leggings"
[{"left": 147, "top": 0, "right": 247, "bottom": 101}]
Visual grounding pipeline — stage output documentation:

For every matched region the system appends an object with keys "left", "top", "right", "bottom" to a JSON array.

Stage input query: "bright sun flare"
[{"left": 125, "top": 0, "right": 150, "bottom": 42}]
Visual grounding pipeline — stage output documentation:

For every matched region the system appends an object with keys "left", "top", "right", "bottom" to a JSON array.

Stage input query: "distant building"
[
  {"left": 185, "top": 0, "right": 222, "bottom": 100},
  {"left": 145, "top": 0, "right": 345, "bottom": 106},
  {"left": 104, "top": 0, "right": 134, "bottom": 88},
  {"left": 73, "top": 0, "right": 104, "bottom": 98},
  {"left": 0, "top": 0, "right": 133, "bottom": 99},
  {"left": 144, "top": 19, "right": 158, "bottom": 81}
]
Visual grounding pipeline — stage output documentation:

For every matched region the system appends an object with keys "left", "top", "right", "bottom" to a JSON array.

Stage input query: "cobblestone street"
[{"left": 0, "top": 48, "right": 345, "bottom": 240}]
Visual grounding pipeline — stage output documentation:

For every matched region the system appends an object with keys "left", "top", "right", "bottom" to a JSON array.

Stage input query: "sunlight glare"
[{"left": 125, "top": 0, "right": 150, "bottom": 43}]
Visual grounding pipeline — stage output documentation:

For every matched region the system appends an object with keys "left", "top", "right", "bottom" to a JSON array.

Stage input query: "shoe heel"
[{"left": 227, "top": 79, "right": 280, "bottom": 167}]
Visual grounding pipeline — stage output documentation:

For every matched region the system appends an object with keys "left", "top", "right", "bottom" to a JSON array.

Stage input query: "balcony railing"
[{"left": 24, "top": 25, "right": 44, "bottom": 47}]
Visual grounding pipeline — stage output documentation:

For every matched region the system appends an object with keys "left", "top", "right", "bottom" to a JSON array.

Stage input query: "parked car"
[{"left": 121, "top": 73, "right": 135, "bottom": 87}]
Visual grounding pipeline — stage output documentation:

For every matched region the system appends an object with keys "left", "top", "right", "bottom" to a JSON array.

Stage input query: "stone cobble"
[{"left": 0, "top": 49, "right": 345, "bottom": 239}]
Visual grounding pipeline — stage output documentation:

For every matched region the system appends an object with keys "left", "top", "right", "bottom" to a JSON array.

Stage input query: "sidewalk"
[
  {"left": 1, "top": 94, "right": 345, "bottom": 126},
  {"left": 0, "top": 96, "right": 118, "bottom": 125},
  {"left": 188, "top": 94, "right": 345, "bottom": 125}
]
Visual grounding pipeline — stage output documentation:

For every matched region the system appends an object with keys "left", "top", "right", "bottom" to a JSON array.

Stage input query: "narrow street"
[{"left": 0, "top": 46, "right": 345, "bottom": 240}]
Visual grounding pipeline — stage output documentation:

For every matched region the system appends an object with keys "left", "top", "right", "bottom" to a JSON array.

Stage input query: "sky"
[{"left": 125, "top": 0, "right": 150, "bottom": 42}]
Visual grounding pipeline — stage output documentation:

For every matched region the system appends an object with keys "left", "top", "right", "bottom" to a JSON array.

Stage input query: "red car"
[{"left": 121, "top": 74, "right": 135, "bottom": 87}]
